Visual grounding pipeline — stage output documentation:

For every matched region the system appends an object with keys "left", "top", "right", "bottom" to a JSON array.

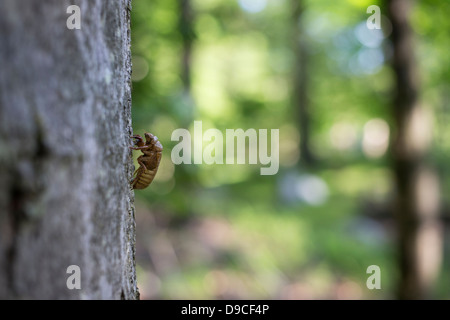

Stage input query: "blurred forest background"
[{"left": 130, "top": 0, "right": 449, "bottom": 299}]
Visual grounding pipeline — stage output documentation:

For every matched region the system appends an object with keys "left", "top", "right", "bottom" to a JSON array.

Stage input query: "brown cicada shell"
[{"left": 130, "top": 133, "right": 163, "bottom": 189}]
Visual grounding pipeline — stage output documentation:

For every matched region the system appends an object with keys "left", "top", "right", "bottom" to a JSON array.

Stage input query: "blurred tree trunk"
[
  {"left": 180, "top": 0, "right": 193, "bottom": 93},
  {"left": 0, "top": 0, "right": 138, "bottom": 299},
  {"left": 387, "top": 0, "right": 442, "bottom": 299},
  {"left": 178, "top": 0, "right": 195, "bottom": 127},
  {"left": 291, "top": 0, "right": 315, "bottom": 166}
]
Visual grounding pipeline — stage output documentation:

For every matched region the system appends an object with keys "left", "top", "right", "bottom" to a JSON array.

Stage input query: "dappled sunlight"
[
  {"left": 131, "top": 55, "right": 150, "bottom": 82},
  {"left": 362, "top": 118, "right": 390, "bottom": 158},
  {"left": 329, "top": 121, "right": 358, "bottom": 151},
  {"left": 279, "top": 172, "right": 329, "bottom": 206},
  {"left": 238, "top": 0, "right": 267, "bottom": 14}
]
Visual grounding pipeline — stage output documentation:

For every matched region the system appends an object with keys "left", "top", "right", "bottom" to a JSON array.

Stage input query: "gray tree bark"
[{"left": 0, "top": 0, "right": 138, "bottom": 299}]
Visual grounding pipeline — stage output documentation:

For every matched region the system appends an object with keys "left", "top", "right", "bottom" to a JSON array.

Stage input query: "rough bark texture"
[
  {"left": 387, "top": 0, "right": 442, "bottom": 299},
  {"left": 0, "top": 0, "right": 138, "bottom": 299}
]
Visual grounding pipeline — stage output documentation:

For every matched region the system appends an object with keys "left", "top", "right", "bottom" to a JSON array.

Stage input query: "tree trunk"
[
  {"left": 386, "top": 0, "right": 442, "bottom": 299},
  {"left": 178, "top": 0, "right": 195, "bottom": 127},
  {"left": 0, "top": 0, "right": 138, "bottom": 299},
  {"left": 180, "top": 0, "right": 193, "bottom": 93},
  {"left": 291, "top": 0, "right": 315, "bottom": 167}
]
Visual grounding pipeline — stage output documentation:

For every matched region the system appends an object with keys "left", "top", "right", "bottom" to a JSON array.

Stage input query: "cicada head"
[{"left": 144, "top": 132, "right": 163, "bottom": 152}]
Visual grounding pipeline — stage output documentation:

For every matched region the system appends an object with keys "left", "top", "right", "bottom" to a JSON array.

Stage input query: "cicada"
[{"left": 130, "top": 133, "right": 162, "bottom": 189}]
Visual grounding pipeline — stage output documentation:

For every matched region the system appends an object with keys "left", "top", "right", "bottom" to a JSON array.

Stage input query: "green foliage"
[{"left": 131, "top": 0, "right": 450, "bottom": 299}]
